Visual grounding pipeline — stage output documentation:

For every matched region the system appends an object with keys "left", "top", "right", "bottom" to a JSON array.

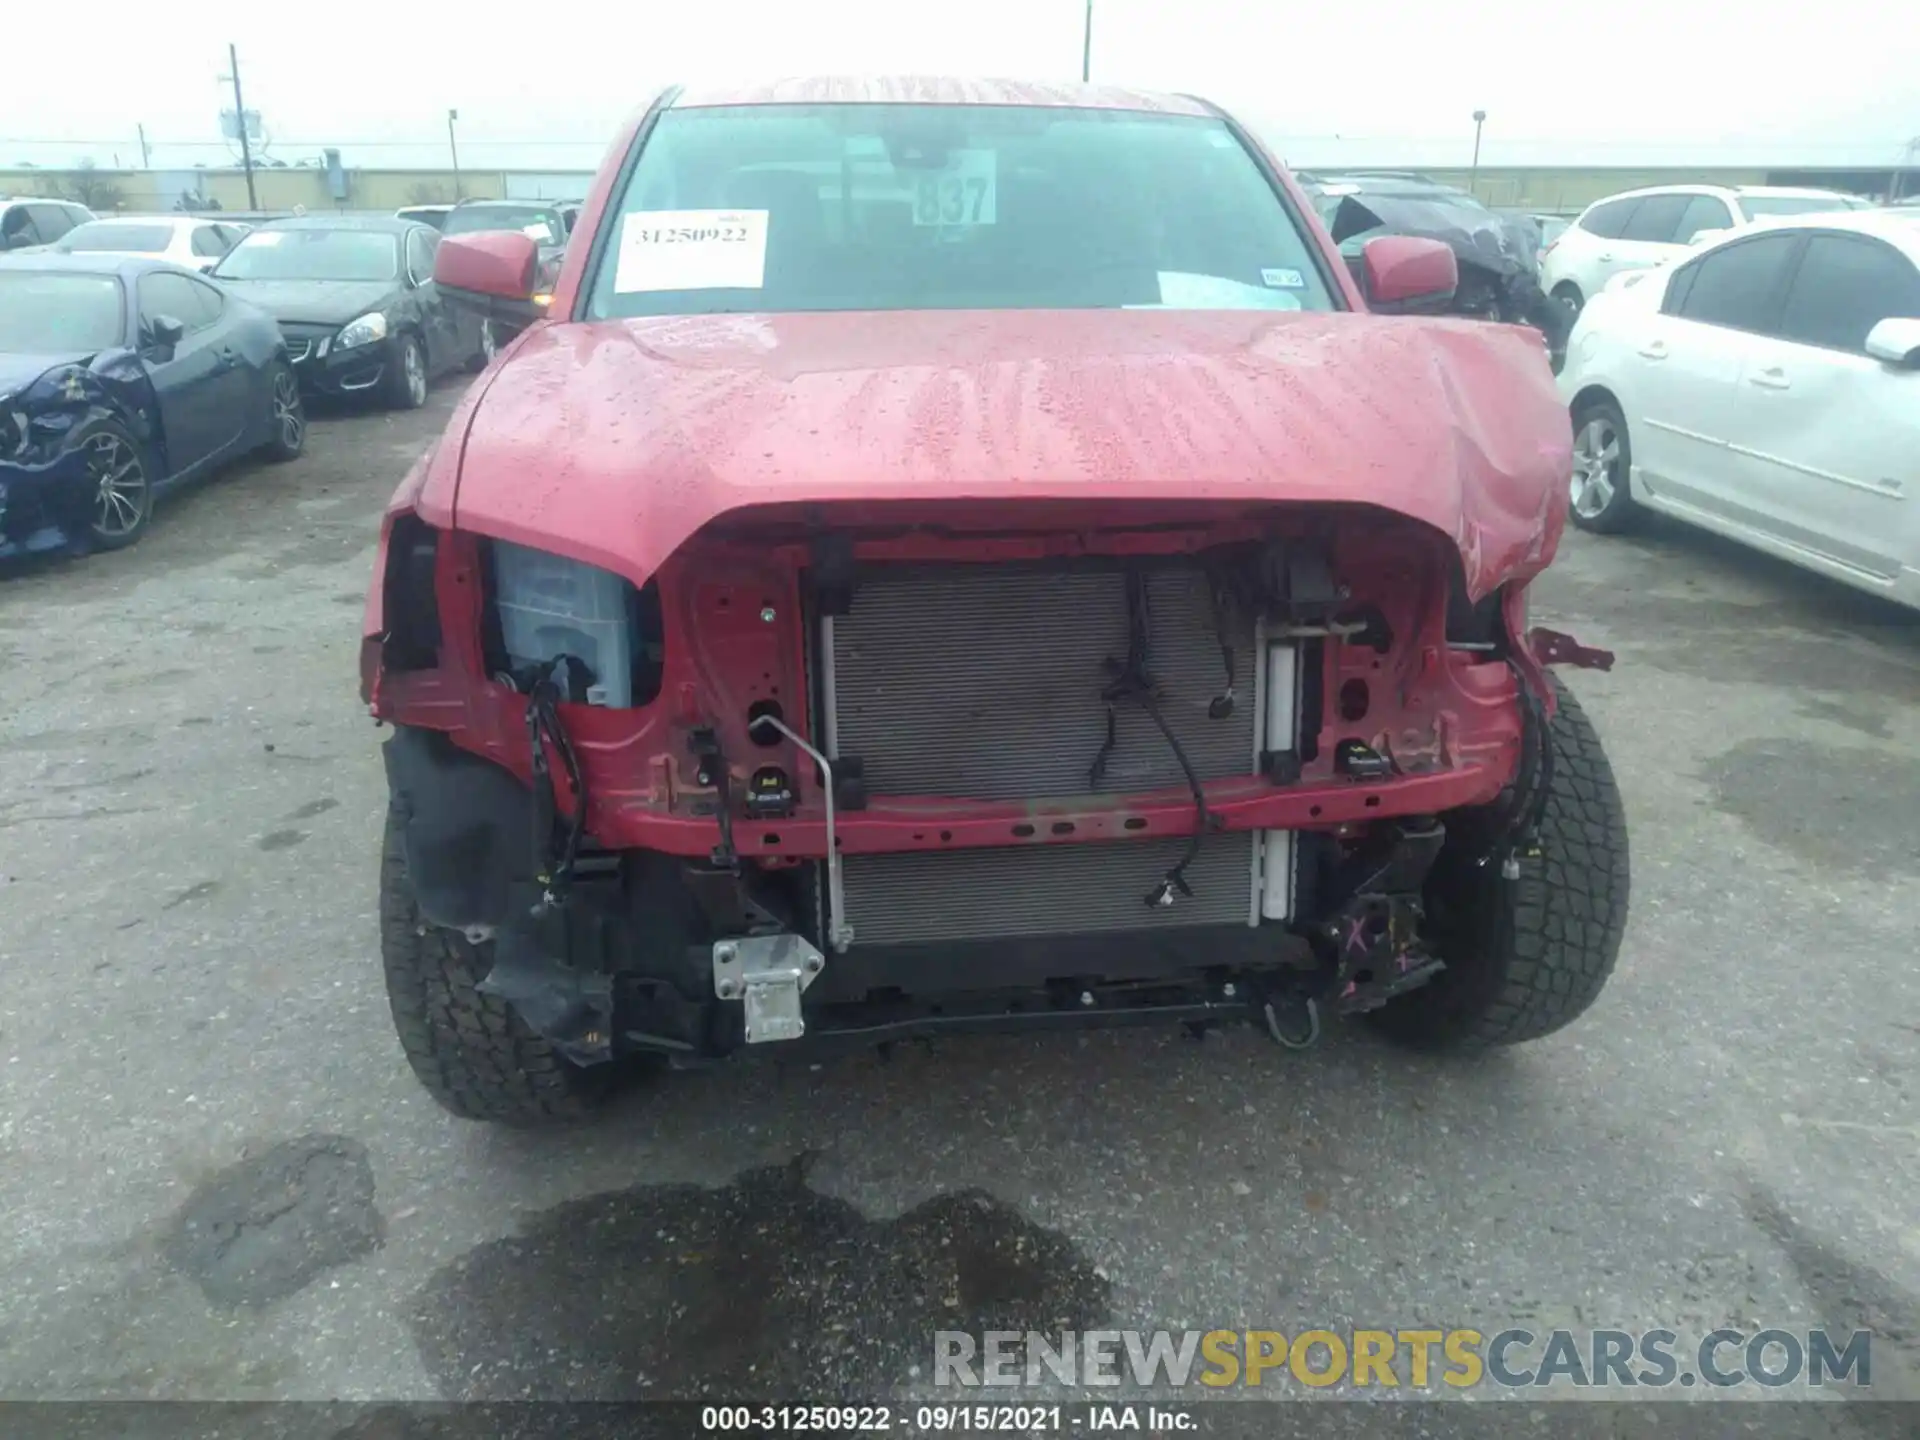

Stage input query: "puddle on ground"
[
  {"left": 1702, "top": 738, "right": 1920, "bottom": 880},
  {"left": 407, "top": 1155, "right": 1109, "bottom": 1401}
]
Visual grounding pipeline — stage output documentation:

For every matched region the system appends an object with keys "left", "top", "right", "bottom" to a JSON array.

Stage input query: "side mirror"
[
  {"left": 1358, "top": 235, "right": 1459, "bottom": 315},
  {"left": 1865, "top": 317, "right": 1920, "bottom": 368},
  {"left": 433, "top": 231, "right": 543, "bottom": 325},
  {"left": 1688, "top": 227, "right": 1733, "bottom": 247},
  {"left": 147, "top": 315, "right": 186, "bottom": 353}
]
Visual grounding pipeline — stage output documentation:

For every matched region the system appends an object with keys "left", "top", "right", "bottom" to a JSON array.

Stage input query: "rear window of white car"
[
  {"left": 1737, "top": 196, "right": 1860, "bottom": 220},
  {"left": 585, "top": 103, "right": 1337, "bottom": 317},
  {"left": 61, "top": 222, "right": 173, "bottom": 254}
]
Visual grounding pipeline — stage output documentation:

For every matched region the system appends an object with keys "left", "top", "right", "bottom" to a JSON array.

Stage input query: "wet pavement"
[{"left": 2, "top": 380, "right": 1918, "bottom": 1424}]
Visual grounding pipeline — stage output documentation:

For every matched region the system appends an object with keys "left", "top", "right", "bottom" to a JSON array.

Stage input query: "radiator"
[{"left": 824, "top": 562, "right": 1269, "bottom": 945}]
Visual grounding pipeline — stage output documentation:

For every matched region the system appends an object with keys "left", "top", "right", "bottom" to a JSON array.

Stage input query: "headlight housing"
[
  {"left": 0, "top": 398, "right": 25, "bottom": 460},
  {"left": 335, "top": 312, "right": 389, "bottom": 351}
]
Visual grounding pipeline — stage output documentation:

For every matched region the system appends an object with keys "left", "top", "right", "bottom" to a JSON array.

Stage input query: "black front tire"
[
  {"left": 1551, "top": 282, "right": 1584, "bottom": 321},
  {"left": 381, "top": 332, "right": 429, "bottom": 411},
  {"left": 379, "top": 809, "right": 610, "bottom": 1124},
  {"left": 1372, "top": 677, "right": 1629, "bottom": 1052},
  {"left": 468, "top": 320, "right": 497, "bottom": 373}
]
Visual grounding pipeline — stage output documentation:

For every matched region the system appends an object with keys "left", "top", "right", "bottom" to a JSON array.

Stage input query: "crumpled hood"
[
  {"left": 0, "top": 351, "right": 86, "bottom": 396},
  {"left": 447, "top": 309, "right": 1572, "bottom": 599},
  {"left": 212, "top": 278, "right": 395, "bottom": 326}
]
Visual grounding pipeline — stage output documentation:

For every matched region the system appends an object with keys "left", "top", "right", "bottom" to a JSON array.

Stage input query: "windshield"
[
  {"left": 59, "top": 222, "right": 173, "bottom": 254},
  {"left": 1739, "top": 195, "right": 1863, "bottom": 219},
  {"left": 214, "top": 229, "right": 400, "bottom": 282},
  {"left": 443, "top": 205, "right": 562, "bottom": 245},
  {"left": 585, "top": 103, "right": 1335, "bottom": 317},
  {"left": 0, "top": 272, "right": 124, "bottom": 352}
]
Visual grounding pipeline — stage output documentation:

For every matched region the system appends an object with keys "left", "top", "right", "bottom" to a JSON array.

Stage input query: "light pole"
[
  {"left": 1081, "top": 0, "right": 1093, "bottom": 82},
  {"left": 447, "top": 109, "right": 462, "bottom": 200},
  {"left": 1470, "top": 109, "right": 1487, "bottom": 196}
]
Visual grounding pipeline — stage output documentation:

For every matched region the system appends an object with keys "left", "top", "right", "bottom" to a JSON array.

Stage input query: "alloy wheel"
[
  {"left": 1570, "top": 417, "right": 1620, "bottom": 520},
  {"left": 405, "top": 341, "right": 427, "bottom": 406},
  {"left": 86, "top": 433, "right": 147, "bottom": 539},
  {"left": 273, "top": 369, "right": 304, "bottom": 451}
]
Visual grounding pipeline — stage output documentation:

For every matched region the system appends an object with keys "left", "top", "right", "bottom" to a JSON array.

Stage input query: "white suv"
[{"left": 1541, "top": 185, "right": 1870, "bottom": 318}]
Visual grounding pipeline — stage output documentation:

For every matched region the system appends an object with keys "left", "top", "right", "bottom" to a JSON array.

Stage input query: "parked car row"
[
  {"left": 1540, "top": 184, "right": 1874, "bottom": 318},
  {"left": 1, "top": 211, "right": 495, "bottom": 562},
  {"left": 23, "top": 215, "right": 253, "bottom": 272},
  {"left": 1557, "top": 209, "right": 1920, "bottom": 609}
]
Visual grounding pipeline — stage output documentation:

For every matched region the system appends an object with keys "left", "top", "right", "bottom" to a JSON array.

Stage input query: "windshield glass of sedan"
[
  {"left": 586, "top": 103, "right": 1336, "bottom": 316},
  {"left": 60, "top": 222, "right": 173, "bottom": 254},
  {"left": 443, "top": 205, "right": 562, "bottom": 245},
  {"left": 0, "top": 272, "right": 124, "bottom": 351},
  {"left": 215, "top": 229, "right": 400, "bottom": 282}
]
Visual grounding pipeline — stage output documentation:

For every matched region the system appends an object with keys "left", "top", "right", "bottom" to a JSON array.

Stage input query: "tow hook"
[
  {"left": 1262, "top": 991, "right": 1321, "bottom": 1050},
  {"left": 1243, "top": 974, "right": 1321, "bottom": 1051},
  {"left": 712, "top": 932, "right": 826, "bottom": 1045}
]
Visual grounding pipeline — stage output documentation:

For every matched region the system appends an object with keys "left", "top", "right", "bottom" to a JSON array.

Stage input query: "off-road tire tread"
[
  {"left": 1377, "top": 677, "right": 1629, "bottom": 1051},
  {"left": 379, "top": 812, "right": 604, "bottom": 1124}
]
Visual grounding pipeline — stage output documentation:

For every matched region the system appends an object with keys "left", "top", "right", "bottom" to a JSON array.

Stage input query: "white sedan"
[
  {"left": 51, "top": 216, "right": 250, "bottom": 272},
  {"left": 1557, "top": 210, "right": 1920, "bottom": 609}
]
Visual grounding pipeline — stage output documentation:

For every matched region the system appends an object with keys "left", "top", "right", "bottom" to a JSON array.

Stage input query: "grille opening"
[
  {"left": 747, "top": 699, "right": 785, "bottom": 747},
  {"left": 1338, "top": 679, "right": 1370, "bottom": 722},
  {"left": 1013, "top": 823, "right": 1036, "bottom": 838}
]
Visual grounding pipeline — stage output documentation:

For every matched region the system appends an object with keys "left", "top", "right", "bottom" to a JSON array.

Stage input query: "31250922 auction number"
[{"left": 699, "top": 1406, "right": 892, "bottom": 1431}]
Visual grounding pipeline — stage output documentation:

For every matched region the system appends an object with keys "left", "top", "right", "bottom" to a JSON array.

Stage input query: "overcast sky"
[{"left": 6, "top": 0, "right": 1917, "bottom": 172}]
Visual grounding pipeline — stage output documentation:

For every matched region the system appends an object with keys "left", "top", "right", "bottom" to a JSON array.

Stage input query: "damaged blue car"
[{"left": 0, "top": 253, "right": 303, "bottom": 561}]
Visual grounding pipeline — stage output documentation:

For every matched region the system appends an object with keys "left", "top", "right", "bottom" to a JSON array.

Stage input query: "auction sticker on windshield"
[
  {"left": 613, "top": 210, "right": 769, "bottom": 293},
  {"left": 910, "top": 150, "right": 997, "bottom": 227}
]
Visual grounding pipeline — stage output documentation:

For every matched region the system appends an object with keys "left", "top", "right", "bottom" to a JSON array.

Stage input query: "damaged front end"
[
  {"left": 369, "top": 494, "right": 1613, "bottom": 1071},
  {"left": 0, "top": 356, "right": 152, "bottom": 561}
]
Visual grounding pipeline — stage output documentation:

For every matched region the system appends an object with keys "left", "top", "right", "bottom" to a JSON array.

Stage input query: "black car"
[
  {"left": 0, "top": 254, "right": 303, "bottom": 560},
  {"left": 1298, "top": 172, "right": 1572, "bottom": 365},
  {"left": 207, "top": 215, "right": 491, "bottom": 410}
]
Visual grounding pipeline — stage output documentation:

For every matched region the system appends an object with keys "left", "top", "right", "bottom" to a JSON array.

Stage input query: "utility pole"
[
  {"left": 1081, "top": 0, "right": 1092, "bottom": 82},
  {"left": 448, "top": 109, "right": 462, "bottom": 199},
  {"left": 1470, "top": 109, "right": 1488, "bottom": 196},
  {"left": 137, "top": 124, "right": 150, "bottom": 168},
  {"left": 1893, "top": 136, "right": 1920, "bottom": 203},
  {"left": 227, "top": 43, "right": 258, "bottom": 210}
]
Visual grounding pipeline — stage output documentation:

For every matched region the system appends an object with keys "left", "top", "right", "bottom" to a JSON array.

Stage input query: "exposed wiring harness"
[
  {"left": 1498, "top": 661, "right": 1555, "bottom": 873},
  {"left": 1088, "top": 570, "right": 1218, "bottom": 909},
  {"left": 520, "top": 656, "right": 591, "bottom": 916}
]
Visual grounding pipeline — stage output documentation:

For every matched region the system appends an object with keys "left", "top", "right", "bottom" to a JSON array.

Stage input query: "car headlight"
[{"left": 335, "top": 312, "right": 390, "bottom": 351}]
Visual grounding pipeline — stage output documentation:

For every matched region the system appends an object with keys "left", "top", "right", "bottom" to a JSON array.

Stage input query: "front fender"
[{"left": 0, "top": 355, "right": 160, "bottom": 556}]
